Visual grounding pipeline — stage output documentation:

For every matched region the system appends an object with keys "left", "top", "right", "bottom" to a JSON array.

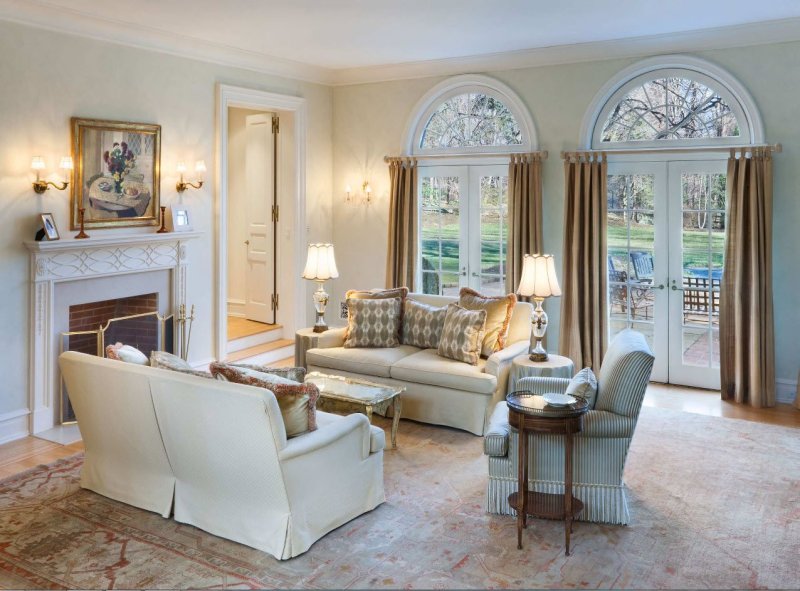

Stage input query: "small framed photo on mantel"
[
  {"left": 40, "top": 213, "right": 60, "bottom": 240},
  {"left": 168, "top": 204, "right": 193, "bottom": 232}
]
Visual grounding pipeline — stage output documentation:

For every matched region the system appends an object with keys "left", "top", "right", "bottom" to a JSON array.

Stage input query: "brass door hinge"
[
  {"left": 272, "top": 115, "right": 279, "bottom": 134},
  {"left": 271, "top": 204, "right": 279, "bottom": 223},
  {"left": 271, "top": 293, "right": 279, "bottom": 311}
]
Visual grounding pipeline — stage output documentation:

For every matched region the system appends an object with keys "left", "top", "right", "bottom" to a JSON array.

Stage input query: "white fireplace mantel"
[{"left": 25, "top": 231, "right": 201, "bottom": 437}]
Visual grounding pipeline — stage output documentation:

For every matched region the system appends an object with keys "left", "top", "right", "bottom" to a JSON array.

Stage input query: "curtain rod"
[
  {"left": 384, "top": 150, "right": 548, "bottom": 162},
  {"left": 561, "top": 143, "right": 782, "bottom": 158}
]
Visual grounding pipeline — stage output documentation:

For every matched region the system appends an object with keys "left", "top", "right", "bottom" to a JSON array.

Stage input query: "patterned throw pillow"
[
  {"left": 150, "top": 350, "right": 214, "bottom": 379},
  {"left": 458, "top": 287, "right": 517, "bottom": 358},
  {"left": 566, "top": 367, "right": 598, "bottom": 408},
  {"left": 437, "top": 304, "right": 487, "bottom": 365},
  {"left": 344, "top": 287, "right": 408, "bottom": 340},
  {"left": 209, "top": 362, "right": 319, "bottom": 437},
  {"left": 401, "top": 299, "right": 447, "bottom": 349},
  {"left": 106, "top": 343, "right": 149, "bottom": 365},
  {"left": 222, "top": 363, "right": 305, "bottom": 384},
  {"left": 344, "top": 297, "right": 402, "bottom": 348}
]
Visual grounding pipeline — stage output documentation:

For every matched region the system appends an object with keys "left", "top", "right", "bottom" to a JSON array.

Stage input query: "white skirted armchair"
[{"left": 483, "top": 330, "right": 654, "bottom": 524}]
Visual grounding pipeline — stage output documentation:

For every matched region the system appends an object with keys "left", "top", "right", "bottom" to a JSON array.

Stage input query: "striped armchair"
[{"left": 483, "top": 330, "right": 654, "bottom": 524}]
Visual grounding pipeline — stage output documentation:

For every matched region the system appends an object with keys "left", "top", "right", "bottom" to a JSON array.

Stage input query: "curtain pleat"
[
  {"left": 385, "top": 158, "right": 418, "bottom": 290},
  {"left": 559, "top": 153, "right": 608, "bottom": 370},
  {"left": 506, "top": 153, "right": 544, "bottom": 295},
  {"left": 719, "top": 148, "right": 775, "bottom": 407}
]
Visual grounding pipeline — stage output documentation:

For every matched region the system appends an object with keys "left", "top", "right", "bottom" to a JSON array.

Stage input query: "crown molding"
[
  {"left": 0, "top": 0, "right": 336, "bottom": 85},
  {"left": 331, "top": 17, "right": 800, "bottom": 86},
  {"left": 2, "top": 0, "right": 800, "bottom": 88}
]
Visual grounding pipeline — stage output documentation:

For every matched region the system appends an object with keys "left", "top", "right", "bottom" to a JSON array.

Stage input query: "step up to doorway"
[
  {"left": 227, "top": 320, "right": 283, "bottom": 353},
  {"left": 224, "top": 338, "right": 295, "bottom": 366}
]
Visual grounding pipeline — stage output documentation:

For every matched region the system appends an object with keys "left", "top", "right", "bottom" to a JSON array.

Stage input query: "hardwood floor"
[
  {"left": 227, "top": 316, "right": 280, "bottom": 341},
  {"left": 1, "top": 376, "right": 796, "bottom": 481}
]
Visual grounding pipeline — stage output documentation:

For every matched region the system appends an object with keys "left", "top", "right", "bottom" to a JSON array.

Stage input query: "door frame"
[{"left": 215, "top": 84, "right": 307, "bottom": 361}]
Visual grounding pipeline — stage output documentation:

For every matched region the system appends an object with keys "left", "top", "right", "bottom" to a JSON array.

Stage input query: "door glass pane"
[
  {"left": 420, "top": 176, "right": 461, "bottom": 295},
  {"left": 477, "top": 175, "right": 508, "bottom": 295},
  {"left": 607, "top": 174, "right": 656, "bottom": 340},
  {"left": 680, "top": 173, "right": 725, "bottom": 368}
]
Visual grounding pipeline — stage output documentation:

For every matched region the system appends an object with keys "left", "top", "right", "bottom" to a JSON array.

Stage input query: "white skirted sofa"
[
  {"left": 306, "top": 293, "right": 533, "bottom": 436},
  {"left": 483, "top": 330, "right": 654, "bottom": 524},
  {"left": 59, "top": 351, "right": 385, "bottom": 560}
]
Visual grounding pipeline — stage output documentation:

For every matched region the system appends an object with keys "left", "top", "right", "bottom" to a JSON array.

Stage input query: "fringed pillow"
[{"left": 458, "top": 287, "right": 517, "bottom": 357}]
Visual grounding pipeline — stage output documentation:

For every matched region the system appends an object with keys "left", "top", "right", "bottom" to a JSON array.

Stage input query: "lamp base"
[
  {"left": 529, "top": 339, "right": 548, "bottom": 362},
  {"left": 311, "top": 280, "right": 329, "bottom": 333},
  {"left": 529, "top": 298, "right": 549, "bottom": 362}
]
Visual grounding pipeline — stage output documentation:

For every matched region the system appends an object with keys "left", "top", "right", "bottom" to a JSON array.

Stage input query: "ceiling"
[{"left": 4, "top": 0, "right": 800, "bottom": 83}]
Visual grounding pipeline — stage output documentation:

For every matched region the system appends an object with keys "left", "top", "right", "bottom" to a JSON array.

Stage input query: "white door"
[
  {"left": 418, "top": 165, "right": 509, "bottom": 297},
  {"left": 667, "top": 161, "right": 726, "bottom": 390},
  {"left": 606, "top": 160, "right": 726, "bottom": 389},
  {"left": 243, "top": 113, "right": 275, "bottom": 324}
]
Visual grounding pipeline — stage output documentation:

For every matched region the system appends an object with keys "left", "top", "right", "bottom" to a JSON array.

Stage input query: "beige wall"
[
  {"left": 331, "top": 42, "right": 800, "bottom": 391},
  {"left": 0, "top": 20, "right": 333, "bottom": 418}
]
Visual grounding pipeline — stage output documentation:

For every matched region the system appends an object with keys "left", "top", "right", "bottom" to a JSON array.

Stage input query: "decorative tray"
[{"left": 506, "top": 391, "right": 589, "bottom": 417}]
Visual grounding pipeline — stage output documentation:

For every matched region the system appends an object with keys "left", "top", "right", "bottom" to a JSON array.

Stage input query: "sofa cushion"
[
  {"left": 401, "top": 298, "right": 447, "bottom": 349},
  {"left": 458, "top": 287, "right": 517, "bottom": 357},
  {"left": 306, "top": 345, "right": 420, "bottom": 378},
  {"left": 437, "top": 303, "right": 486, "bottom": 365},
  {"left": 344, "top": 297, "right": 402, "bottom": 348},
  {"left": 344, "top": 287, "right": 408, "bottom": 341},
  {"left": 566, "top": 367, "right": 598, "bottom": 408},
  {"left": 107, "top": 343, "right": 149, "bottom": 365},
  {"left": 150, "top": 350, "right": 214, "bottom": 379},
  {"left": 391, "top": 348, "right": 497, "bottom": 394}
]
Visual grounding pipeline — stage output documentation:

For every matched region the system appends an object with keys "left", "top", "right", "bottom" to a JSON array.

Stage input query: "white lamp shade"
[
  {"left": 59, "top": 156, "right": 74, "bottom": 170},
  {"left": 194, "top": 160, "right": 207, "bottom": 173},
  {"left": 31, "top": 156, "right": 45, "bottom": 170},
  {"left": 302, "top": 243, "right": 339, "bottom": 280},
  {"left": 517, "top": 254, "right": 561, "bottom": 298},
  {"left": 176, "top": 161, "right": 187, "bottom": 174}
]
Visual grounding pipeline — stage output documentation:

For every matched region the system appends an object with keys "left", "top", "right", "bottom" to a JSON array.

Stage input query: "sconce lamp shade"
[
  {"left": 176, "top": 161, "right": 187, "bottom": 174},
  {"left": 517, "top": 254, "right": 561, "bottom": 298},
  {"left": 195, "top": 160, "right": 206, "bottom": 174},
  {"left": 302, "top": 243, "right": 339, "bottom": 281},
  {"left": 31, "top": 156, "right": 45, "bottom": 170},
  {"left": 59, "top": 156, "right": 74, "bottom": 170}
]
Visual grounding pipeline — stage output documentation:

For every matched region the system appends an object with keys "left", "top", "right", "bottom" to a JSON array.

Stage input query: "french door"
[
  {"left": 418, "top": 165, "right": 509, "bottom": 296},
  {"left": 607, "top": 160, "right": 726, "bottom": 389}
]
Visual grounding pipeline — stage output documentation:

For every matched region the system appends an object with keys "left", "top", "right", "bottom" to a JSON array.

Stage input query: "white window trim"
[
  {"left": 404, "top": 74, "right": 538, "bottom": 155},
  {"left": 580, "top": 55, "right": 764, "bottom": 150}
]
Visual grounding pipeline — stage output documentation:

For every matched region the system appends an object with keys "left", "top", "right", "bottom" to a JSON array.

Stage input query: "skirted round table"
[{"left": 507, "top": 354, "right": 575, "bottom": 394}]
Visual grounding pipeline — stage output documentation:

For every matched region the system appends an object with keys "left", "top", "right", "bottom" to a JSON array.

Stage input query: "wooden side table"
[
  {"left": 508, "top": 354, "right": 575, "bottom": 394},
  {"left": 506, "top": 392, "right": 589, "bottom": 555}
]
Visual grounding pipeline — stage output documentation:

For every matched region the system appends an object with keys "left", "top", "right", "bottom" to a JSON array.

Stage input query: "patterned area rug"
[{"left": 0, "top": 407, "right": 798, "bottom": 589}]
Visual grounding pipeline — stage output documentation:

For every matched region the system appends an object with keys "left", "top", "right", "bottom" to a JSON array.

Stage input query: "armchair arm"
[
  {"left": 514, "top": 376, "right": 570, "bottom": 395},
  {"left": 484, "top": 340, "right": 529, "bottom": 377},
  {"left": 278, "top": 412, "right": 370, "bottom": 461},
  {"left": 483, "top": 401, "right": 510, "bottom": 457},
  {"left": 315, "top": 327, "right": 346, "bottom": 349},
  {"left": 581, "top": 410, "right": 637, "bottom": 438}
]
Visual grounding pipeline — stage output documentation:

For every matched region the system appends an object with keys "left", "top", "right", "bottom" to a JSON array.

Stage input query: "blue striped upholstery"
[{"left": 484, "top": 330, "right": 654, "bottom": 525}]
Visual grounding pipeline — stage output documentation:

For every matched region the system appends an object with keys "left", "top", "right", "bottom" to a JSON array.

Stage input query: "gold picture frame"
[{"left": 70, "top": 117, "right": 161, "bottom": 230}]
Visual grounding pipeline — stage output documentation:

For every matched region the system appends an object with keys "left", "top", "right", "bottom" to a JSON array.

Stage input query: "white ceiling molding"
[
  {"left": 332, "top": 17, "right": 800, "bottom": 86},
  {"left": 0, "top": 0, "right": 335, "bottom": 85},
  {"left": 2, "top": 0, "right": 800, "bottom": 87}
]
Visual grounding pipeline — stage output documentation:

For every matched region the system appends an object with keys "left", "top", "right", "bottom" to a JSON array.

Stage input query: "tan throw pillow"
[
  {"left": 209, "top": 362, "right": 319, "bottom": 437},
  {"left": 458, "top": 287, "right": 517, "bottom": 357},
  {"left": 344, "top": 287, "right": 408, "bottom": 340},
  {"left": 150, "top": 350, "right": 214, "bottom": 379},
  {"left": 437, "top": 303, "right": 487, "bottom": 365},
  {"left": 566, "top": 367, "right": 598, "bottom": 408},
  {"left": 344, "top": 297, "right": 402, "bottom": 348},
  {"left": 224, "top": 363, "right": 305, "bottom": 384},
  {"left": 401, "top": 298, "right": 447, "bottom": 349},
  {"left": 106, "top": 343, "right": 149, "bottom": 365}
]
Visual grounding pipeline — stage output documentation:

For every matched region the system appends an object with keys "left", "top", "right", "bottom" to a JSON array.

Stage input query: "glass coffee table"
[{"left": 305, "top": 372, "right": 404, "bottom": 449}]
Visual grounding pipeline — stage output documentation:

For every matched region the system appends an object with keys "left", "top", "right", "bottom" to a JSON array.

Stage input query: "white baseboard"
[
  {"left": 0, "top": 409, "right": 31, "bottom": 444},
  {"left": 227, "top": 299, "right": 246, "bottom": 318},
  {"left": 776, "top": 378, "right": 797, "bottom": 405}
]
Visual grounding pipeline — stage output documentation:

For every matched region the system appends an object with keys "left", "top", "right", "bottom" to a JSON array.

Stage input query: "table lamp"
[
  {"left": 517, "top": 253, "right": 561, "bottom": 361},
  {"left": 302, "top": 243, "right": 339, "bottom": 333}
]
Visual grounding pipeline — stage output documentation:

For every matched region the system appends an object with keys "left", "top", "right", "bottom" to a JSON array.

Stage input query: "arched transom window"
[
  {"left": 420, "top": 93, "right": 522, "bottom": 150},
  {"left": 601, "top": 77, "right": 739, "bottom": 143}
]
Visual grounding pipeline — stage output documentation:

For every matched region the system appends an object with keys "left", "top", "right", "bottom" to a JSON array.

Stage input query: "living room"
[{"left": 0, "top": 1, "right": 799, "bottom": 589}]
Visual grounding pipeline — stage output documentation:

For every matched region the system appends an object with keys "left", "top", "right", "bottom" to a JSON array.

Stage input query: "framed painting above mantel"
[{"left": 70, "top": 117, "right": 161, "bottom": 230}]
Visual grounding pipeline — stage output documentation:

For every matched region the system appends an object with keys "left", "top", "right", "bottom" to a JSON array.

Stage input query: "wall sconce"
[
  {"left": 176, "top": 160, "right": 206, "bottom": 192},
  {"left": 32, "top": 156, "right": 73, "bottom": 193},
  {"left": 345, "top": 181, "right": 372, "bottom": 205}
]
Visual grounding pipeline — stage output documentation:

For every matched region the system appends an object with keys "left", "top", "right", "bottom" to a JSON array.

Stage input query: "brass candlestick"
[
  {"left": 75, "top": 208, "right": 89, "bottom": 239},
  {"left": 156, "top": 205, "right": 169, "bottom": 233}
]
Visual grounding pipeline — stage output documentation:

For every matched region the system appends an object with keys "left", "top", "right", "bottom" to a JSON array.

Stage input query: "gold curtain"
[
  {"left": 505, "top": 153, "right": 544, "bottom": 294},
  {"left": 558, "top": 152, "right": 608, "bottom": 370},
  {"left": 385, "top": 157, "right": 418, "bottom": 290},
  {"left": 719, "top": 147, "right": 775, "bottom": 407}
]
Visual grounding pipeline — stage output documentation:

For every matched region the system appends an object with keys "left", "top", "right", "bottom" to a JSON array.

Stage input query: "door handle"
[
  {"left": 671, "top": 280, "right": 683, "bottom": 292},
  {"left": 244, "top": 240, "right": 250, "bottom": 246},
  {"left": 653, "top": 283, "right": 665, "bottom": 290},
  {"left": 471, "top": 272, "right": 479, "bottom": 277},
  {"left": 460, "top": 267, "right": 467, "bottom": 277}
]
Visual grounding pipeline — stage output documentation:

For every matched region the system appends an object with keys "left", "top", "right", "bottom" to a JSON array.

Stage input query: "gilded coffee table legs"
[
  {"left": 391, "top": 395, "right": 402, "bottom": 449},
  {"left": 517, "top": 428, "right": 527, "bottom": 550},
  {"left": 565, "top": 431, "right": 574, "bottom": 556}
]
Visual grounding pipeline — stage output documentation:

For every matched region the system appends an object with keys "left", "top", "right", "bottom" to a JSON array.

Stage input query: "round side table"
[
  {"left": 508, "top": 354, "right": 575, "bottom": 394},
  {"left": 295, "top": 327, "right": 323, "bottom": 369}
]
